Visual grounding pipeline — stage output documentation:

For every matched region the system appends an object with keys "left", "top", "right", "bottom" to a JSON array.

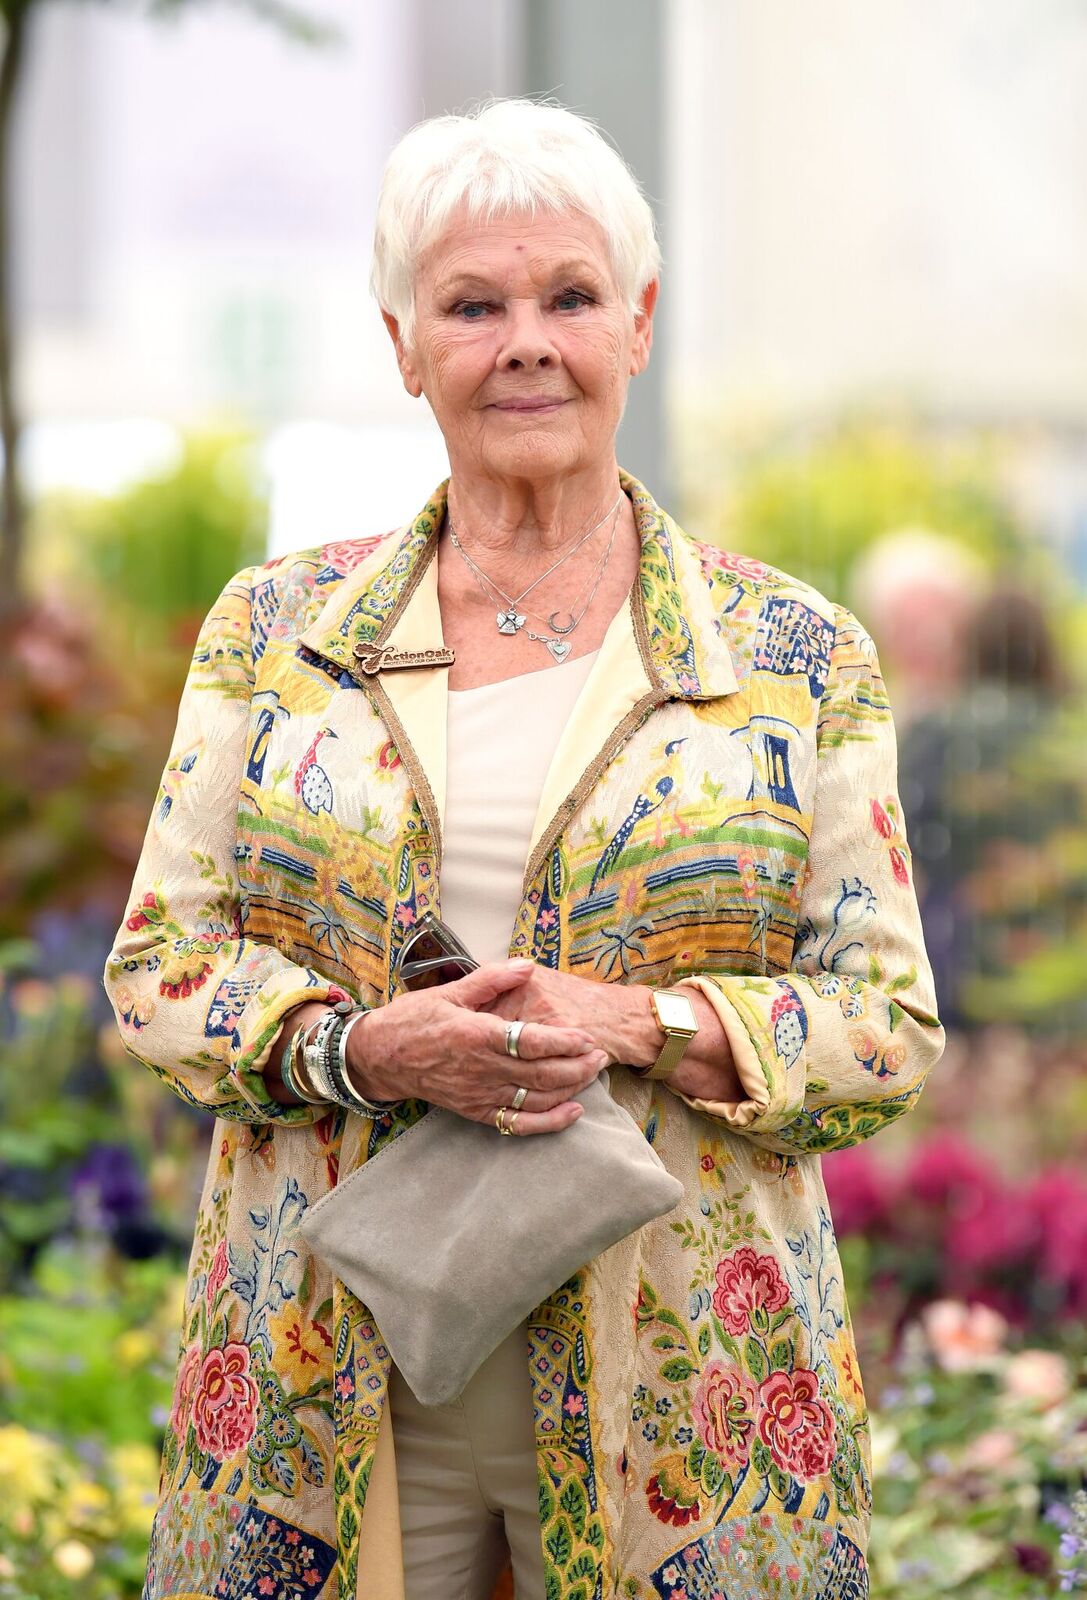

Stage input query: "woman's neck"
[{"left": 445, "top": 458, "right": 623, "bottom": 556}]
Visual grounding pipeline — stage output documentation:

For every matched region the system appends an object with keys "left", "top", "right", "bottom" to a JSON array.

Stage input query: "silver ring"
[
  {"left": 511, "top": 1084, "right": 529, "bottom": 1111},
  {"left": 504, "top": 1020, "right": 525, "bottom": 1059}
]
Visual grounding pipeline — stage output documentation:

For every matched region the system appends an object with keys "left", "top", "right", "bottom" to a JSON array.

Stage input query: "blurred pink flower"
[
  {"left": 1003, "top": 1349, "right": 1071, "bottom": 1410},
  {"left": 921, "top": 1299, "right": 1007, "bottom": 1371},
  {"left": 904, "top": 1133, "right": 1000, "bottom": 1209},
  {"left": 1025, "top": 1167, "right": 1087, "bottom": 1317},
  {"left": 961, "top": 1427, "right": 1019, "bottom": 1476},
  {"left": 822, "top": 1146, "right": 895, "bottom": 1236}
]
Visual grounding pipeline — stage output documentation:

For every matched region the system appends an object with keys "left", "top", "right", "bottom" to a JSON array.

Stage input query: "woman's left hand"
[{"left": 482, "top": 963, "right": 742, "bottom": 1103}]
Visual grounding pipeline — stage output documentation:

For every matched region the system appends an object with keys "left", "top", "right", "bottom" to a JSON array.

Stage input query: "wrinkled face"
[{"left": 383, "top": 208, "right": 657, "bottom": 483}]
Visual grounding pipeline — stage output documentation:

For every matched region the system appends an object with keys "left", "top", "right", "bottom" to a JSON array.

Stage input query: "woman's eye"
[
  {"left": 555, "top": 291, "right": 590, "bottom": 311},
  {"left": 454, "top": 301, "right": 489, "bottom": 320}
]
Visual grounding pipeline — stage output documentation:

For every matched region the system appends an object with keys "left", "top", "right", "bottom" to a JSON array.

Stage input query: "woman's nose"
[{"left": 496, "top": 302, "right": 559, "bottom": 370}]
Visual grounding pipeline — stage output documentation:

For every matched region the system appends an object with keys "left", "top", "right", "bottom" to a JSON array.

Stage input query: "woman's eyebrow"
[{"left": 434, "top": 260, "right": 606, "bottom": 299}]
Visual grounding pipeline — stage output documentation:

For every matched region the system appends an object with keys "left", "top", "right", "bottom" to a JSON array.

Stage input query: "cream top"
[{"left": 441, "top": 652, "right": 599, "bottom": 964}]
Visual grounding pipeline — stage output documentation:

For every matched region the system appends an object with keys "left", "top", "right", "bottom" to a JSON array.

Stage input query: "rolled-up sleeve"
[
  {"left": 674, "top": 605, "right": 945, "bottom": 1154},
  {"left": 103, "top": 567, "right": 349, "bottom": 1124}
]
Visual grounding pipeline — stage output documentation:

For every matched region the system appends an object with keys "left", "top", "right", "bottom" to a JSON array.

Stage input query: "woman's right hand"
[{"left": 345, "top": 960, "right": 605, "bottom": 1135}]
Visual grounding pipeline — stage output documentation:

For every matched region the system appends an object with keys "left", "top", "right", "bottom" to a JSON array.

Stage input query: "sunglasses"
[{"left": 396, "top": 911, "right": 479, "bottom": 992}]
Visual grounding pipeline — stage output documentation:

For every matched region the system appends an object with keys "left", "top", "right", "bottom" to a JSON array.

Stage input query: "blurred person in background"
[
  {"left": 105, "top": 100, "right": 943, "bottom": 1600},
  {"left": 849, "top": 527, "right": 987, "bottom": 729},
  {"left": 899, "top": 581, "right": 1083, "bottom": 1037}
]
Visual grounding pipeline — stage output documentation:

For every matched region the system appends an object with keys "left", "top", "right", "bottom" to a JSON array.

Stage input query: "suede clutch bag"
[{"left": 299, "top": 1072, "right": 683, "bottom": 1406}]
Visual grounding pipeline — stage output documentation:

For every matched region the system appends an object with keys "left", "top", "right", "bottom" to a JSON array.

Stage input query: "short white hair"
[{"left": 371, "top": 99, "right": 662, "bottom": 346}]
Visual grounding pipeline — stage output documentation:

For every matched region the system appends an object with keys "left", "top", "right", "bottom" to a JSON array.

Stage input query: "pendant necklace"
[
  {"left": 447, "top": 492, "right": 622, "bottom": 639},
  {"left": 449, "top": 496, "right": 622, "bottom": 661}
]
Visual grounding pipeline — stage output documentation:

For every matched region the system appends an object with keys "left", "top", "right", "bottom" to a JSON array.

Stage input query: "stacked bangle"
[
  {"left": 326, "top": 1010, "right": 393, "bottom": 1116},
  {"left": 279, "top": 999, "right": 393, "bottom": 1119},
  {"left": 279, "top": 1023, "right": 324, "bottom": 1105}
]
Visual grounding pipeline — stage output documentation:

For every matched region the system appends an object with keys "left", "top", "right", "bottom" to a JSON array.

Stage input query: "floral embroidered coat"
[{"left": 105, "top": 474, "right": 944, "bottom": 1600}]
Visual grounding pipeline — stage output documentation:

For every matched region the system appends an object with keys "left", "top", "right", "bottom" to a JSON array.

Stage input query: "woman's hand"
[
  {"left": 483, "top": 964, "right": 742, "bottom": 1104},
  {"left": 345, "top": 960, "right": 606, "bottom": 1135}
]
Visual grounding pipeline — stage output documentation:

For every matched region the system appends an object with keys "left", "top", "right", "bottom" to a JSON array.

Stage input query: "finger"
[
  {"left": 502, "top": 1077, "right": 600, "bottom": 1115},
  {"left": 505, "top": 1101, "right": 584, "bottom": 1137},
  {"left": 499, "top": 1020, "right": 596, "bottom": 1061},
  {"left": 511, "top": 1052, "right": 606, "bottom": 1094},
  {"left": 444, "top": 960, "right": 534, "bottom": 1008}
]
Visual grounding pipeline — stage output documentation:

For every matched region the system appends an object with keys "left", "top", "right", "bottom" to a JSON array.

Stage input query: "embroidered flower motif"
[
  {"left": 169, "top": 1343, "right": 201, "bottom": 1442},
  {"left": 646, "top": 1453, "right": 701, "bottom": 1527},
  {"left": 157, "top": 941, "right": 214, "bottom": 1001},
  {"left": 756, "top": 1368, "right": 837, "bottom": 1482},
  {"left": 690, "top": 1360, "right": 758, "bottom": 1470},
  {"left": 377, "top": 739, "right": 401, "bottom": 771},
  {"left": 191, "top": 1341, "right": 259, "bottom": 1461},
  {"left": 125, "top": 890, "right": 162, "bottom": 933},
  {"left": 206, "top": 1240, "right": 229, "bottom": 1305},
  {"left": 735, "top": 848, "right": 759, "bottom": 904},
  {"left": 870, "top": 798, "right": 893, "bottom": 839},
  {"left": 888, "top": 845, "right": 910, "bottom": 886},
  {"left": 712, "top": 1246, "right": 791, "bottom": 1336}
]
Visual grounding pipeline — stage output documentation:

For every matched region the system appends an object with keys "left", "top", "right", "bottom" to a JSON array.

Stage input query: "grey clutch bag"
[{"left": 299, "top": 1073, "right": 682, "bottom": 1406}]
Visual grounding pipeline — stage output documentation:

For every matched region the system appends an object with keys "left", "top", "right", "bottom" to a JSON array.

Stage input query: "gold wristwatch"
[{"left": 633, "top": 988, "right": 699, "bottom": 1081}]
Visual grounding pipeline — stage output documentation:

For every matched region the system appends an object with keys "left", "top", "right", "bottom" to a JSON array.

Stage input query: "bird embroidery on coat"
[
  {"left": 590, "top": 775, "right": 674, "bottom": 894},
  {"left": 294, "top": 727, "right": 337, "bottom": 815},
  {"left": 156, "top": 743, "right": 203, "bottom": 824}
]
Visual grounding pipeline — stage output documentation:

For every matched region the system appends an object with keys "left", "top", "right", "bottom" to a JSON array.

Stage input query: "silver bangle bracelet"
[{"left": 333, "top": 1010, "right": 394, "bottom": 1117}]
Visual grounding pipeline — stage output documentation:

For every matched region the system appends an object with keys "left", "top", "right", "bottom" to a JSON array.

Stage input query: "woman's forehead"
[{"left": 419, "top": 208, "right": 615, "bottom": 289}]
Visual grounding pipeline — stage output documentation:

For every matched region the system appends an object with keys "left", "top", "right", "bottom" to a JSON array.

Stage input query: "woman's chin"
[{"left": 475, "top": 427, "right": 591, "bottom": 481}]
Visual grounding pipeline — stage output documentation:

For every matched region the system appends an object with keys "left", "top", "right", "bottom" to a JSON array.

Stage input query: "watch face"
[{"left": 655, "top": 991, "right": 698, "bottom": 1035}]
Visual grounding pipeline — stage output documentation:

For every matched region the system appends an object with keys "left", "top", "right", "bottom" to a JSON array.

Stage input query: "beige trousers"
[{"left": 387, "top": 1323, "right": 548, "bottom": 1600}]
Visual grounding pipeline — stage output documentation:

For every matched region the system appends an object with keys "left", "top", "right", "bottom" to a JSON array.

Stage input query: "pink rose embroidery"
[
  {"left": 169, "top": 1342, "right": 201, "bottom": 1442},
  {"left": 690, "top": 1360, "right": 757, "bottom": 1470},
  {"left": 756, "top": 1368, "right": 837, "bottom": 1482},
  {"left": 191, "top": 1341, "right": 259, "bottom": 1461},
  {"left": 712, "top": 1247, "right": 791, "bottom": 1336},
  {"left": 206, "top": 1241, "right": 229, "bottom": 1305}
]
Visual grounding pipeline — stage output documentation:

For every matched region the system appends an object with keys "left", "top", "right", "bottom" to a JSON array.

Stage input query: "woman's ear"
[
  {"left": 629, "top": 278, "right": 660, "bottom": 378},
  {"left": 381, "top": 309, "right": 424, "bottom": 398}
]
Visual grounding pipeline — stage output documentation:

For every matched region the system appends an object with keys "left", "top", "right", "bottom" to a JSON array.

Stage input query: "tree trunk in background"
[{"left": 0, "top": 2, "right": 28, "bottom": 618}]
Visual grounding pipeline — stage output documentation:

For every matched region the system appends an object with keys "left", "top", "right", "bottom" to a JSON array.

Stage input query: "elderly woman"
[{"left": 107, "top": 100, "right": 943, "bottom": 1600}]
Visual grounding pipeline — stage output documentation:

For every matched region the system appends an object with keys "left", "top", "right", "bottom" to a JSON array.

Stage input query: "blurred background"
[{"left": 1, "top": 2, "right": 1086, "bottom": 1595}]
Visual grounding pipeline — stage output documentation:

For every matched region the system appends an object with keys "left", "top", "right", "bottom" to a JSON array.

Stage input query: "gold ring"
[
  {"left": 508, "top": 1110, "right": 521, "bottom": 1135},
  {"left": 495, "top": 1106, "right": 514, "bottom": 1136}
]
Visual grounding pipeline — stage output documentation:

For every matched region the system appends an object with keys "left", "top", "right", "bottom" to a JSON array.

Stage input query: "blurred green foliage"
[
  {"left": 680, "top": 416, "right": 1033, "bottom": 603},
  {"left": 1, "top": 434, "right": 267, "bottom": 941},
  {"left": 62, "top": 431, "right": 268, "bottom": 649}
]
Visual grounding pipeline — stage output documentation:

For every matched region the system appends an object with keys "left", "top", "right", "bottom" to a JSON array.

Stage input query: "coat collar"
[
  {"left": 298, "top": 472, "right": 739, "bottom": 702},
  {"left": 297, "top": 473, "right": 740, "bottom": 879}
]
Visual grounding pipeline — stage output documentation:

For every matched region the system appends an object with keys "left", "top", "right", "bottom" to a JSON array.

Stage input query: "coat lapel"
[
  {"left": 523, "top": 472, "right": 741, "bottom": 884},
  {"left": 297, "top": 493, "right": 449, "bottom": 860},
  {"left": 297, "top": 474, "right": 741, "bottom": 896}
]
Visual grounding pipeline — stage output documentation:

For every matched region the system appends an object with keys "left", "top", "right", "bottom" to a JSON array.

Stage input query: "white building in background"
[{"left": 13, "top": 0, "right": 1087, "bottom": 565}]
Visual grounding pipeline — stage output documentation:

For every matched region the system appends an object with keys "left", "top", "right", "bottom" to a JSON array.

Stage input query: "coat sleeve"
[
  {"left": 103, "top": 567, "right": 350, "bottom": 1124},
  {"left": 672, "top": 605, "right": 945, "bottom": 1154}
]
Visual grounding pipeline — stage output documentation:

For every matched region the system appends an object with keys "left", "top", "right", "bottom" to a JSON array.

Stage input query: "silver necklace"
[
  {"left": 451, "top": 498, "right": 621, "bottom": 661},
  {"left": 447, "top": 492, "right": 622, "bottom": 637}
]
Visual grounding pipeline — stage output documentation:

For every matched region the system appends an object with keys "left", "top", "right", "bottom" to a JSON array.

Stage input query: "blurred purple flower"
[{"left": 70, "top": 1142, "right": 146, "bottom": 1230}]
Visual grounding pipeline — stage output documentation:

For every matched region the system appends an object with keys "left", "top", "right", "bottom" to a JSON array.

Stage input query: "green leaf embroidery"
[
  {"left": 770, "top": 1338, "right": 793, "bottom": 1372},
  {"left": 744, "top": 1337, "right": 768, "bottom": 1383}
]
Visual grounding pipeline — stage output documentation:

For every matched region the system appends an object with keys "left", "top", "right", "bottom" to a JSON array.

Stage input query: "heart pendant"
[
  {"left": 546, "top": 638, "right": 571, "bottom": 662},
  {"left": 497, "top": 608, "right": 525, "bottom": 634}
]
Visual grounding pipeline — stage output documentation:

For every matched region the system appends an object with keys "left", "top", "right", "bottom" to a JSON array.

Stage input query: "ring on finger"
[
  {"left": 511, "top": 1084, "right": 529, "bottom": 1112},
  {"left": 504, "top": 1020, "right": 525, "bottom": 1059},
  {"left": 495, "top": 1106, "right": 515, "bottom": 1136},
  {"left": 508, "top": 1110, "right": 521, "bottom": 1136}
]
